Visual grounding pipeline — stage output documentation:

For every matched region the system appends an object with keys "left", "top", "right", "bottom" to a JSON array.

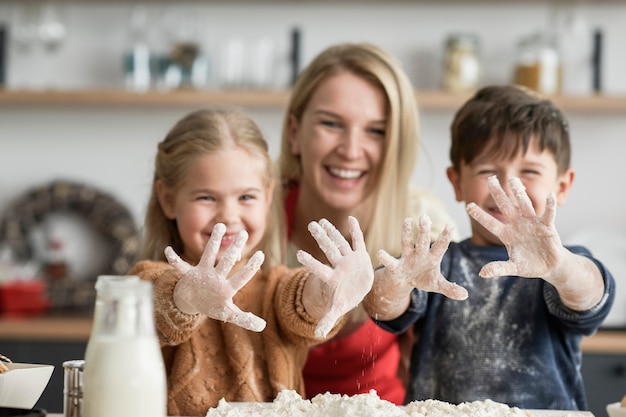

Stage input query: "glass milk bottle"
[{"left": 83, "top": 276, "right": 166, "bottom": 417}]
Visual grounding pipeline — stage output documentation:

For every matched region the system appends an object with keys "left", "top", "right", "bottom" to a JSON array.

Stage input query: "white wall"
[{"left": 0, "top": 1, "right": 624, "bottom": 324}]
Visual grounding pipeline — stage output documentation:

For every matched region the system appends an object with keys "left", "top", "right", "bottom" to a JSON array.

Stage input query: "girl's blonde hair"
[
  {"left": 277, "top": 43, "right": 419, "bottom": 263},
  {"left": 141, "top": 107, "right": 284, "bottom": 270}
]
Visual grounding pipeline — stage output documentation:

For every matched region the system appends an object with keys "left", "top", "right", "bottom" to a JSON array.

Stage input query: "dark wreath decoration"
[{"left": 0, "top": 180, "right": 140, "bottom": 309}]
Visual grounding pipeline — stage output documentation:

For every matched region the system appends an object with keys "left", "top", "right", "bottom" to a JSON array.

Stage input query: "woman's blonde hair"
[
  {"left": 277, "top": 43, "right": 419, "bottom": 263},
  {"left": 141, "top": 107, "right": 284, "bottom": 271}
]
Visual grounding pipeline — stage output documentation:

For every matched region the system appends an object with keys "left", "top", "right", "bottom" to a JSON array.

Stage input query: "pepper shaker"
[{"left": 63, "top": 360, "right": 84, "bottom": 417}]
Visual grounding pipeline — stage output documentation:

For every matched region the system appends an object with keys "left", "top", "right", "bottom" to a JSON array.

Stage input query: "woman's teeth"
[{"left": 329, "top": 167, "right": 362, "bottom": 179}]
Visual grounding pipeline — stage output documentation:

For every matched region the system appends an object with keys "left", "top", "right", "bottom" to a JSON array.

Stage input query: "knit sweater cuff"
[
  {"left": 153, "top": 270, "right": 202, "bottom": 329},
  {"left": 130, "top": 260, "right": 201, "bottom": 345}
]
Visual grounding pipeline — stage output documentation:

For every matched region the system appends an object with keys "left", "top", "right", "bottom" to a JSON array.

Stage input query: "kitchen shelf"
[
  {"left": 2, "top": 88, "right": 626, "bottom": 113},
  {"left": 0, "top": 89, "right": 291, "bottom": 108}
]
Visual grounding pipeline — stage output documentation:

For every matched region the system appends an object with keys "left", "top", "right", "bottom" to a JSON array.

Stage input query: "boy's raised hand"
[
  {"left": 467, "top": 176, "right": 567, "bottom": 279},
  {"left": 296, "top": 216, "right": 374, "bottom": 338},
  {"left": 165, "top": 223, "right": 267, "bottom": 332},
  {"left": 379, "top": 216, "right": 468, "bottom": 299},
  {"left": 363, "top": 216, "right": 467, "bottom": 322}
]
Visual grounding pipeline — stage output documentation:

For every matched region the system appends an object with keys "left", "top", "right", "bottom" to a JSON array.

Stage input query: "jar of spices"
[
  {"left": 442, "top": 33, "right": 481, "bottom": 93},
  {"left": 513, "top": 31, "right": 561, "bottom": 95}
]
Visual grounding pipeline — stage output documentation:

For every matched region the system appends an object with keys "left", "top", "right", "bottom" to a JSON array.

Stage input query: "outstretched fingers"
[
  {"left": 198, "top": 223, "right": 226, "bottom": 269},
  {"left": 541, "top": 192, "right": 557, "bottom": 226},
  {"left": 347, "top": 216, "right": 366, "bottom": 253},
  {"left": 307, "top": 220, "right": 342, "bottom": 265},
  {"left": 467, "top": 202, "right": 502, "bottom": 236},
  {"left": 438, "top": 279, "right": 469, "bottom": 300},
  {"left": 509, "top": 177, "right": 536, "bottom": 218},
  {"left": 297, "top": 250, "right": 332, "bottom": 281},
  {"left": 377, "top": 248, "right": 399, "bottom": 272},
  {"left": 487, "top": 176, "right": 517, "bottom": 220},
  {"left": 479, "top": 260, "right": 518, "bottom": 278},
  {"left": 227, "top": 250, "right": 265, "bottom": 292},
  {"left": 415, "top": 215, "right": 433, "bottom": 254},
  {"left": 221, "top": 302, "right": 267, "bottom": 332},
  {"left": 400, "top": 217, "right": 415, "bottom": 258},
  {"left": 431, "top": 223, "right": 454, "bottom": 257},
  {"left": 215, "top": 230, "right": 247, "bottom": 277},
  {"left": 164, "top": 246, "right": 192, "bottom": 274}
]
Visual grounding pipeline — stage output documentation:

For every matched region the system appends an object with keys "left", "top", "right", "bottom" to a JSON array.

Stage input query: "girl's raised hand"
[
  {"left": 296, "top": 216, "right": 374, "bottom": 338},
  {"left": 165, "top": 223, "right": 267, "bottom": 332}
]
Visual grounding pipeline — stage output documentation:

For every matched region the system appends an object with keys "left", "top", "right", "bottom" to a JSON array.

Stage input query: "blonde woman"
[{"left": 278, "top": 43, "right": 458, "bottom": 404}]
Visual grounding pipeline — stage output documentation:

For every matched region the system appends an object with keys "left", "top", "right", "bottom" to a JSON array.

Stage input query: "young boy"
[{"left": 363, "top": 85, "right": 616, "bottom": 410}]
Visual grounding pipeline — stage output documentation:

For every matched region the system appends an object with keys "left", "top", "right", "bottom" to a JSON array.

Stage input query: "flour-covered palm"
[
  {"left": 467, "top": 176, "right": 568, "bottom": 280},
  {"left": 377, "top": 216, "right": 468, "bottom": 300},
  {"left": 165, "top": 223, "right": 267, "bottom": 332},
  {"left": 296, "top": 216, "right": 374, "bottom": 338}
]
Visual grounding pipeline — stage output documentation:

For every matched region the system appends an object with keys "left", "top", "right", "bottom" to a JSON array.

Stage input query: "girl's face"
[
  {"left": 287, "top": 71, "right": 387, "bottom": 213},
  {"left": 447, "top": 137, "right": 574, "bottom": 246},
  {"left": 158, "top": 147, "right": 273, "bottom": 264}
]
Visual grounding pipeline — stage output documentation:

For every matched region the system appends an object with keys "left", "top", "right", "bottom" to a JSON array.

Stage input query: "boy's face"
[{"left": 446, "top": 136, "right": 575, "bottom": 246}]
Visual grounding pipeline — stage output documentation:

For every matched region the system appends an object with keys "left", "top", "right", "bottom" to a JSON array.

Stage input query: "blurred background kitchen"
[{"left": 0, "top": 1, "right": 625, "bottom": 414}]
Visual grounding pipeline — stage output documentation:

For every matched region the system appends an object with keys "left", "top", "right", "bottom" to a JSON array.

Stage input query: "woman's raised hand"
[
  {"left": 165, "top": 223, "right": 267, "bottom": 332},
  {"left": 297, "top": 216, "right": 374, "bottom": 338}
]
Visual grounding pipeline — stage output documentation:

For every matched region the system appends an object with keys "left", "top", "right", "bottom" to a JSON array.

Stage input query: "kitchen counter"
[
  {"left": 0, "top": 316, "right": 624, "bottom": 354},
  {"left": 581, "top": 329, "right": 626, "bottom": 354},
  {"left": 46, "top": 411, "right": 594, "bottom": 417},
  {"left": 0, "top": 315, "right": 93, "bottom": 342}
]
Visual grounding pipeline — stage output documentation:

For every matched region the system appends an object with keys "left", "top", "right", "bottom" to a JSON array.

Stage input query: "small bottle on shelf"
[
  {"left": 124, "top": 6, "right": 153, "bottom": 92},
  {"left": 513, "top": 31, "right": 561, "bottom": 95},
  {"left": 442, "top": 33, "right": 481, "bottom": 93}
]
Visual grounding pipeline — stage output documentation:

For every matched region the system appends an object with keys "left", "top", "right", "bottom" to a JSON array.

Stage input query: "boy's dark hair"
[{"left": 450, "top": 84, "right": 571, "bottom": 174}]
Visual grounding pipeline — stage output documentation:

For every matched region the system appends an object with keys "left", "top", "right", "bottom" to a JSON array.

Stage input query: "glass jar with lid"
[
  {"left": 442, "top": 33, "right": 481, "bottom": 93},
  {"left": 513, "top": 31, "right": 561, "bottom": 95}
]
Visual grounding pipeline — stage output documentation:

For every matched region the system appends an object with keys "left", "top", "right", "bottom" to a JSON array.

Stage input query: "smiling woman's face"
[{"left": 288, "top": 71, "right": 388, "bottom": 213}]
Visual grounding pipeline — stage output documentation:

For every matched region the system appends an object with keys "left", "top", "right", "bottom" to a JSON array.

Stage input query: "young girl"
[{"left": 129, "top": 107, "right": 375, "bottom": 416}]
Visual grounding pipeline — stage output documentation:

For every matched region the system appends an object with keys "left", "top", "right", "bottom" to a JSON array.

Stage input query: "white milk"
[
  {"left": 82, "top": 277, "right": 166, "bottom": 417},
  {"left": 83, "top": 336, "right": 166, "bottom": 417}
]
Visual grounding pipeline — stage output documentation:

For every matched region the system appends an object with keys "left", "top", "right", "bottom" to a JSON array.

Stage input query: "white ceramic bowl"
[
  {"left": 607, "top": 402, "right": 626, "bottom": 417},
  {"left": 0, "top": 363, "right": 54, "bottom": 409}
]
